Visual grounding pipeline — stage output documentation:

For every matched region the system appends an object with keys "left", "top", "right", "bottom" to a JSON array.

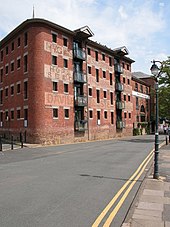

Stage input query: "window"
[
  {"left": 136, "top": 97, "right": 139, "bottom": 110},
  {"left": 0, "top": 111, "right": 3, "bottom": 123},
  {"left": 24, "top": 32, "right": 28, "bottom": 46},
  {"left": 96, "top": 69, "right": 99, "bottom": 82},
  {"left": 110, "top": 73, "right": 113, "bottom": 85},
  {"left": 122, "top": 62, "right": 125, "bottom": 68},
  {"left": 140, "top": 85, "right": 143, "bottom": 93},
  {"left": 53, "top": 108, "right": 58, "bottom": 118},
  {"left": 11, "top": 110, "right": 14, "bottom": 120},
  {"left": 63, "top": 38, "right": 67, "bottom": 47},
  {"left": 5, "top": 111, "right": 8, "bottom": 120},
  {"left": 129, "top": 113, "right": 131, "bottom": 118},
  {"left": 17, "top": 109, "right": 21, "bottom": 119},
  {"left": 124, "top": 94, "right": 126, "bottom": 101},
  {"left": 11, "top": 85, "right": 14, "bottom": 96},
  {"left": 103, "top": 71, "right": 106, "bottom": 78},
  {"left": 110, "top": 92, "right": 113, "bottom": 105},
  {"left": 17, "top": 83, "right": 21, "bottom": 94},
  {"left": 53, "top": 82, "right": 58, "bottom": 91},
  {"left": 52, "top": 55, "right": 57, "bottom": 65},
  {"left": 52, "top": 33, "right": 57, "bottom": 43},
  {"left": 127, "top": 79, "right": 130, "bottom": 85},
  {"left": 17, "top": 37, "right": 20, "bottom": 47},
  {"left": 97, "top": 110, "right": 100, "bottom": 124},
  {"left": 89, "top": 87, "right": 92, "bottom": 96},
  {"left": 11, "top": 42, "right": 14, "bottom": 51},
  {"left": 5, "top": 87, "right": 8, "bottom": 97},
  {"left": 124, "top": 112, "right": 127, "bottom": 118},
  {"left": 0, "top": 90, "right": 3, "bottom": 104},
  {"left": 0, "top": 68, "right": 3, "bottom": 83},
  {"left": 127, "top": 64, "right": 130, "bottom": 70},
  {"left": 0, "top": 50, "right": 3, "bottom": 61},
  {"left": 104, "top": 111, "right": 107, "bottom": 119},
  {"left": 24, "top": 81, "right": 28, "bottom": 99},
  {"left": 96, "top": 90, "right": 100, "bottom": 103},
  {"left": 17, "top": 58, "right": 21, "bottom": 69},
  {"left": 109, "top": 57, "right": 112, "bottom": 66},
  {"left": 128, "top": 95, "right": 130, "bottom": 101},
  {"left": 87, "top": 48, "right": 91, "bottom": 55},
  {"left": 123, "top": 77, "right": 125, "bottom": 83},
  {"left": 11, "top": 62, "right": 14, "bottom": 72},
  {"left": 64, "top": 109, "right": 69, "bottom": 118},
  {"left": 135, "top": 82, "right": 138, "bottom": 91},
  {"left": 24, "top": 55, "right": 28, "bottom": 72},
  {"left": 89, "top": 110, "right": 93, "bottom": 118},
  {"left": 102, "top": 54, "right": 105, "bottom": 61},
  {"left": 146, "top": 87, "right": 149, "bottom": 94},
  {"left": 5, "top": 65, "right": 8, "bottom": 75},
  {"left": 111, "top": 112, "right": 114, "bottom": 124},
  {"left": 103, "top": 90, "right": 107, "bottom": 98},
  {"left": 64, "top": 84, "right": 68, "bottom": 93},
  {"left": 88, "top": 66, "right": 91, "bottom": 74},
  {"left": 24, "top": 108, "right": 28, "bottom": 126},
  {"left": 64, "top": 59, "right": 68, "bottom": 68},
  {"left": 6, "top": 46, "right": 8, "bottom": 55},
  {"left": 95, "top": 51, "right": 98, "bottom": 61}
]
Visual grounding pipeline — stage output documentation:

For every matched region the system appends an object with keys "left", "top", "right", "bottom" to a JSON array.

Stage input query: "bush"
[{"left": 133, "top": 128, "right": 140, "bottom": 136}]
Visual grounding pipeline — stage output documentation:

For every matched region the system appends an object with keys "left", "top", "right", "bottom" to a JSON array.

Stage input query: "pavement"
[{"left": 122, "top": 143, "right": 170, "bottom": 227}]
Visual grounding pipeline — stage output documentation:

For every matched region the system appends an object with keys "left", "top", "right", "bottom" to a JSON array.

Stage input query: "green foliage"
[
  {"left": 158, "top": 86, "right": 170, "bottom": 119},
  {"left": 158, "top": 57, "right": 170, "bottom": 120},
  {"left": 133, "top": 128, "right": 140, "bottom": 136},
  {"left": 159, "top": 57, "right": 170, "bottom": 87}
]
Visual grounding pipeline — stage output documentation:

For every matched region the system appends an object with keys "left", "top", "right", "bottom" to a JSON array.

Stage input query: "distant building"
[{"left": 0, "top": 18, "right": 154, "bottom": 144}]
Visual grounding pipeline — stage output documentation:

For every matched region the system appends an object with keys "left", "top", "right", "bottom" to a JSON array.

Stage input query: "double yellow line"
[{"left": 92, "top": 149, "right": 154, "bottom": 227}]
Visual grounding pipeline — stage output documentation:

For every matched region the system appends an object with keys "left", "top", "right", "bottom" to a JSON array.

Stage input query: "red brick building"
[{"left": 0, "top": 18, "right": 153, "bottom": 144}]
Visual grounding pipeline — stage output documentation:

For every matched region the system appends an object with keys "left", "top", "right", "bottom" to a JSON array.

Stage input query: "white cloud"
[{"left": 0, "top": 0, "right": 169, "bottom": 73}]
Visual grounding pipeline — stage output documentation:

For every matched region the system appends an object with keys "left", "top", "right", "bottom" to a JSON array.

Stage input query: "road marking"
[
  {"left": 92, "top": 149, "right": 154, "bottom": 227},
  {"left": 103, "top": 152, "right": 153, "bottom": 226}
]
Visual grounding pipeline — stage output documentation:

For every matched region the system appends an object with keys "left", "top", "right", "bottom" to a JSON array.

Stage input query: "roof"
[
  {"left": 132, "top": 74, "right": 150, "bottom": 87},
  {"left": 132, "top": 71, "right": 152, "bottom": 79},
  {"left": 0, "top": 18, "right": 134, "bottom": 63}
]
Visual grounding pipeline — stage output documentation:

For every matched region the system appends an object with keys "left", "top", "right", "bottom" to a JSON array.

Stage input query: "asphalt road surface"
[{"left": 0, "top": 135, "right": 166, "bottom": 227}]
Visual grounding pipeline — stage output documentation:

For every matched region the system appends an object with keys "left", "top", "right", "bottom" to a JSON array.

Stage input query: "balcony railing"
[
  {"left": 73, "top": 47, "right": 85, "bottom": 60},
  {"left": 114, "top": 64, "right": 123, "bottom": 74},
  {"left": 116, "top": 120, "right": 126, "bottom": 129},
  {"left": 115, "top": 82, "right": 124, "bottom": 91},
  {"left": 74, "top": 71, "right": 87, "bottom": 83},
  {"left": 75, "top": 95, "right": 87, "bottom": 106},
  {"left": 116, "top": 101, "right": 125, "bottom": 109},
  {"left": 74, "top": 119, "right": 88, "bottom": 131}
]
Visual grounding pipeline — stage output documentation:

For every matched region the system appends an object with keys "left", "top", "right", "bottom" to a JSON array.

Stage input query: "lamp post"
[{"left": 150, "top": 60, "right": 162, "bottom": 179}]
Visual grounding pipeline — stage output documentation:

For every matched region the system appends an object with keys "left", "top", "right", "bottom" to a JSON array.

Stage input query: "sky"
[{"left": 0, "top": 0, "right": 170, "bottom": 74}]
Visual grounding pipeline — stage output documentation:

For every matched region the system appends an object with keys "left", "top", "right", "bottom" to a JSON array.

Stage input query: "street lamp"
[{"left": 150, "top": 60, "right": 162, "bottom": 179}]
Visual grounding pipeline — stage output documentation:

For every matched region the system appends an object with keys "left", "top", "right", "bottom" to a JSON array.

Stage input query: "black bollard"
[
  {"left": 11, "top": 136, "right": 14, "bottom": 150},
  {"left": 0, "top": 137, "right": 2, "bottom": 151},
  {"left": 166, "top": 136, "right": 168, "bottom": 145}
]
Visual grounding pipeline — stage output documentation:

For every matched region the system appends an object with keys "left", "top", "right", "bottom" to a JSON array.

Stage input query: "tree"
[
  {"left": 158, "top": 57, "right": 170, "bottom": 119},
  {"left": 159, "top": 57, "right": 170, "bottom": 86},
  {"left": 159, "top": 86, "right": 170, "bottom": 120}
]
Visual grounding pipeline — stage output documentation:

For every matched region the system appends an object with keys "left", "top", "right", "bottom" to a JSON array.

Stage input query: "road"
[{"left": 0, "top": 135, "right": 165, "bottom": 227}]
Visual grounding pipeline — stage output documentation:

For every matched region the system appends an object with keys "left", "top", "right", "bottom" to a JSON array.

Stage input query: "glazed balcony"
[
  {"left": 114, "top": 64, "right": 123, "bottom": 74},
  {"left": 73, "top": 47, "right": 86, "bottom": 60},
  {"left": 75, "top": 95, "right": 87, "bottom": 106},
  {"left": 116, "top": 101, "right": 125, "bottom": 109},
  {"left": 116, "top": 120, "right": 126, "bottom": 129},
  {"left": 74, "top": 71, "right": 87, "bottom": 83},
  {"left": 74, "top": 119, "right": 88, "bottom": 132},
  {"left": 115, "top": 82, "right": 124, "bottom": 92}
]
